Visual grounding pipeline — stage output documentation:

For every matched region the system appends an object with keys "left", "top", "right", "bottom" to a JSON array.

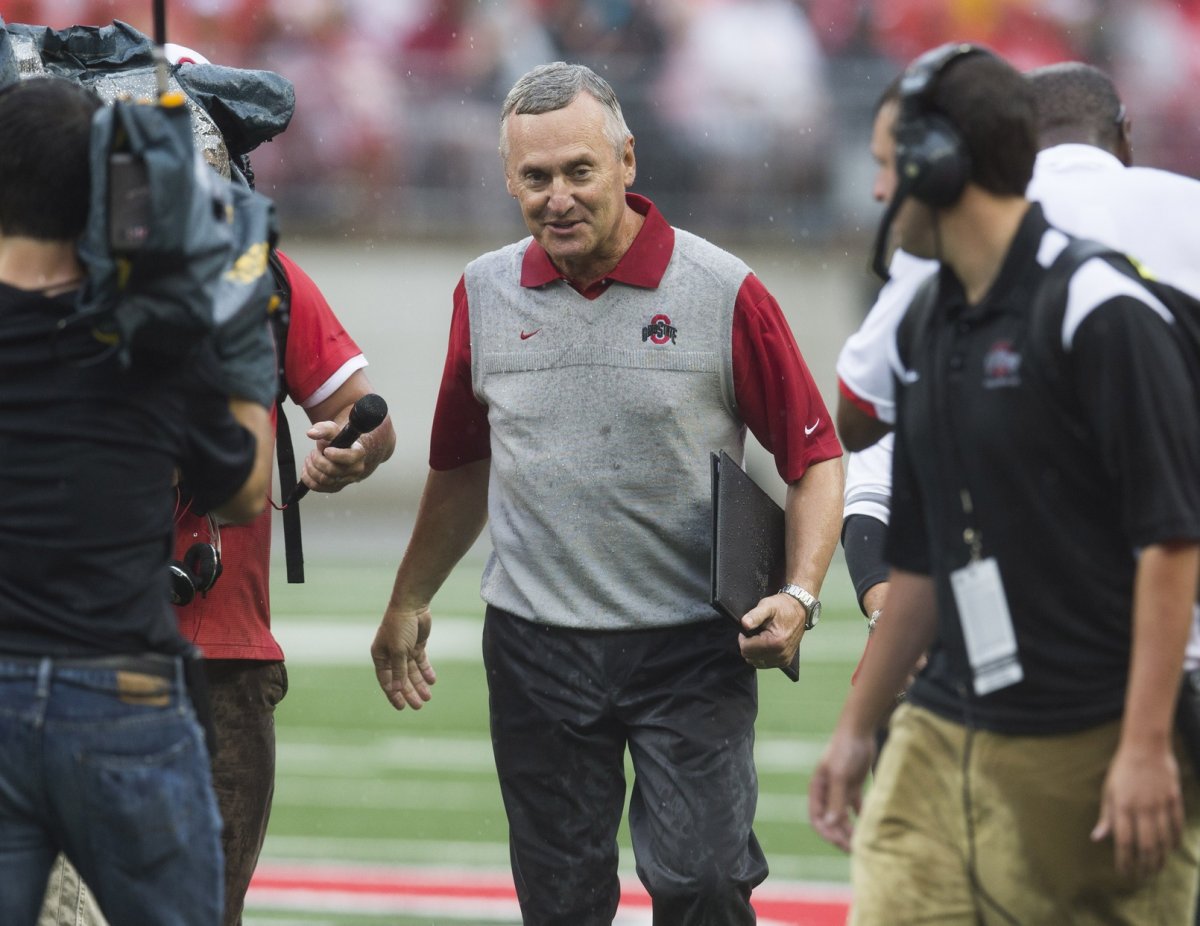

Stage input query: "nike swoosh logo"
[
  {"left": 804, "top": 419, "right": 820, "bottom": 436},
  {"left": 520, "top": 329, "right": 541, "bottom": 340}
]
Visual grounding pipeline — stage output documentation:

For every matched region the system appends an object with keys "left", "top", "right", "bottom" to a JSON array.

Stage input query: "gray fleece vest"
[{"left": 465, "top": 229, "right": 750, "bottom": 629}]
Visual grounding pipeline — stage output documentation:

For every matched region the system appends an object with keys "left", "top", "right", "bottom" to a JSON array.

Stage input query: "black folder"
[{"left": 710, "top": 450, "right": 801, "bottom": 682}]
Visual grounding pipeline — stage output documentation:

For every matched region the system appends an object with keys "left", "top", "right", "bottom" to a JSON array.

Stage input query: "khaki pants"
[
  {"left": 39, "top": 855, "right": 107, "bottom": 926},
  {"left": 851, "top": 703, "right": 1200, "bottom": 925}
]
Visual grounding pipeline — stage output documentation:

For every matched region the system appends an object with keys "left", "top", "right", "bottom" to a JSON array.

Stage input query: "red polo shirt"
[{"left": 430, "top": 193, "right": 840, "bottom": 482}]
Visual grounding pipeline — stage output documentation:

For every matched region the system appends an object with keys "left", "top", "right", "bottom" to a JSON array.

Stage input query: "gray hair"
[{"left": 499, "top": 62, "right": 631, "bottom": 160}]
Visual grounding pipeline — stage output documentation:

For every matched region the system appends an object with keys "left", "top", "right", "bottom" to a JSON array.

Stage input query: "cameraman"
[{"left": 0, "top": 76, "right": 273, "bottom": 926}]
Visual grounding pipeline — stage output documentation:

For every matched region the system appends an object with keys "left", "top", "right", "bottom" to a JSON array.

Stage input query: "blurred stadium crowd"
[{"left": 9, "top": 0, "right": 1200, "bottom": 241}]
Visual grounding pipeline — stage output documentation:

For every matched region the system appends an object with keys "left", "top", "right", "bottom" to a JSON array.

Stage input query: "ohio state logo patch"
[
  {"left": 982, "top": 339, "right": 1022, "bottom": 389},
  {"left": 642, "top": 313, "right": 678, "bottom": 345}
]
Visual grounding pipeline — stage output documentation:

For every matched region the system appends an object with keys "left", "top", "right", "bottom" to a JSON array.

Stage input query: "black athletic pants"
[{"left": 483, "top": 606, "right": 767, "bottom": 926}]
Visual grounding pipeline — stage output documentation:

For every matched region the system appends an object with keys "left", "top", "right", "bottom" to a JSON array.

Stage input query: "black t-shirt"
[
  {"left": 0, "top": 282, "right": 256, "bottom": 657},
  {"left": 887, "top": 205, "right": 1200, "bottom": 734}
]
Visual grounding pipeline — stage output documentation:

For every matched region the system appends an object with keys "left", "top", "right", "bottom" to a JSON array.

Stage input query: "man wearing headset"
[
  {"left": 839, "top": 62, "right": 1200, "bottom": 755},
  {"left": 837, "top": 62, "right": 1200, "bottom": 457},
  {"left": 810, "top": 45, "right": 1200, "bottom": 922}
]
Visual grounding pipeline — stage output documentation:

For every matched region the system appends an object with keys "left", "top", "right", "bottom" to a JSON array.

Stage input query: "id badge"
[{"left": 949, "top": 557, "right": 1023, "bottom": 696}]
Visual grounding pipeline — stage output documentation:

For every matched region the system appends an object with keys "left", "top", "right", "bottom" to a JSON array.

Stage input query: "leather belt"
[{"left": 0, "top": 652, "right": 177, "bottom": 680}]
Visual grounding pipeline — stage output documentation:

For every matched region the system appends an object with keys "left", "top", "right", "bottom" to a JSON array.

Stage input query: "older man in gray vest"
[{"left": 370, "top": 62, "right": 843, "bottom": 924}]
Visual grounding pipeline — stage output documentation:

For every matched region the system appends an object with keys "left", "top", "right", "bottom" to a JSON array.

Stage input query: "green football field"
[{"left": 248, "top": 554, "right": 865, "bottom": 924}]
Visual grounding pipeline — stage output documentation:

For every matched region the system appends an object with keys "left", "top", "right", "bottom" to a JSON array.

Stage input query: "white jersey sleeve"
[
  {"left": 835, "top": 249, "right": 937, "bottom": 424},
  {"left": 843, "top": 432, "right": 895, "bottom": 524},
  {"left": 1030, "top": 145, "right": 1200, "bottom": 302}
]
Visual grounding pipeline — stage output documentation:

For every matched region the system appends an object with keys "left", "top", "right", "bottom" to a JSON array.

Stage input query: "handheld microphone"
[{"left": 284, "top": 393, "right": 388, "bottom": 506}]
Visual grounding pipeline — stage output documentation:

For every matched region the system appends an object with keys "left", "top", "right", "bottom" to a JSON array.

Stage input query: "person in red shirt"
[
  {"left": 174, "top": 248, "right": 395, "bottom": 926},
  {"left": 38, "top": 45, "right": 397, "bottom": 926}
]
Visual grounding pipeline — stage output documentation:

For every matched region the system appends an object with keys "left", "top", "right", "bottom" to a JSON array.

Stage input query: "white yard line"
[{"left": 275, "top": 617, "right": 870, "bottom": 665}]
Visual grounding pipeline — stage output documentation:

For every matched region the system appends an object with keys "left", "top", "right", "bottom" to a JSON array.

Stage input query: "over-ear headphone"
[
  {"left": 894, "top": 42, "right": 991, "bottom": 208},
  {"left": 170, "top": 514, "right": 223, "bottom": 606}
]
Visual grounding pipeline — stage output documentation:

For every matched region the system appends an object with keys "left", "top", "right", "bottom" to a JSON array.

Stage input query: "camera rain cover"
[
  {"left": 74, "top": 96, "right": 278, "bottom": 367},
  {"left": 0, "top": 18, "right": 289, "bottom": 367},
  {"left": 0, "top": 20, "right": 294, "bottom": 169}
]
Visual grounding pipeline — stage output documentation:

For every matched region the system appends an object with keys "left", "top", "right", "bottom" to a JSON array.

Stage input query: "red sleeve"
[
  {"left": 732, "top": 274, "right": 842, "bottom": 482},
  {"left": 429, "top": 276, "right": 490, "bottom": 469},
  {"left": 275, "top": 251, "right": 363, "bottom": 404},
  {"left": 838, "top": 376, "right": 882, "bottom": 418}
]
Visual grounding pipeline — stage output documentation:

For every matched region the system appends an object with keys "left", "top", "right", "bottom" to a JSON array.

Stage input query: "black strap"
[
  {"left": 267, "top": 249, "right": 291, "bottom": 404},
  {"left": 1045, "top": 237, "right": 1116, "bottom": 281},
  {"left": 1025, "top": 238, "right": 1123, "bottom": 428},
  {"left": 266, "top": 250, "right": 304, "bottom": 583},
  {"left": 277, "top": 408, "right": 304, "bottom": 583}
]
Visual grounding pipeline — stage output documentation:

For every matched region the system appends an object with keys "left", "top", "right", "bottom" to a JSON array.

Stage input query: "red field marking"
[{"left": 249, "top": 862, "right": 852, "bottom": 924}]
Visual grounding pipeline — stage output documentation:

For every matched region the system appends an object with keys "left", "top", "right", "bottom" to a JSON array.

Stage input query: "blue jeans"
[{"left": 0, "top": 655, "right": 223, "bottom": 926}]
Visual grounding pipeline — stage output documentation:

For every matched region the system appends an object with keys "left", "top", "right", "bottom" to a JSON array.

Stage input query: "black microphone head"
[{"left": 347, "top": 393, "right": 388, "bottom": 433}]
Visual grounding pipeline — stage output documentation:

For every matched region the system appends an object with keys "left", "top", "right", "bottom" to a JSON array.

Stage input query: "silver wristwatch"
[{"left": 778, "top": 584, "right": 821, "bottom": 630}]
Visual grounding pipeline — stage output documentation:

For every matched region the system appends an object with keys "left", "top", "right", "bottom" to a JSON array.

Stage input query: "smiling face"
[{"left": 502, "top": 92, "right": 637, "bottom": 285}]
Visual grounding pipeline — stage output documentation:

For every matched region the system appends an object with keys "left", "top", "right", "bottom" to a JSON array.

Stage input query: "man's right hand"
[
  {"left": 808, "top": 727, "right": 877, "bottom": 853},
  {"left": 371, "top": 605, "right": 437, "bottom": 711}
]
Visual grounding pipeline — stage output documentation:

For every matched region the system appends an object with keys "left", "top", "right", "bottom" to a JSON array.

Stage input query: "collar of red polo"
[{"left": 520, "top": 193, "right": 675, "bottom": 290}]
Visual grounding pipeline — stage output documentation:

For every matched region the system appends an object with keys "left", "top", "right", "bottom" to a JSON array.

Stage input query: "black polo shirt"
[
  {"left": 0, "top": 282, "right": 256, "bottom": 658},
  {"left": 887, "top": 203, "right": 1200, "bottom": 734}
]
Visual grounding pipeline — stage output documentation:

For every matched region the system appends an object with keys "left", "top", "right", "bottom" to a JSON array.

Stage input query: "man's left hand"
[
  {"left": 739, "top": 592, "right": 805, "bottom": 670},
  {"left": 1091, "top": 739, "right": 1185, "bottom": 879}
]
